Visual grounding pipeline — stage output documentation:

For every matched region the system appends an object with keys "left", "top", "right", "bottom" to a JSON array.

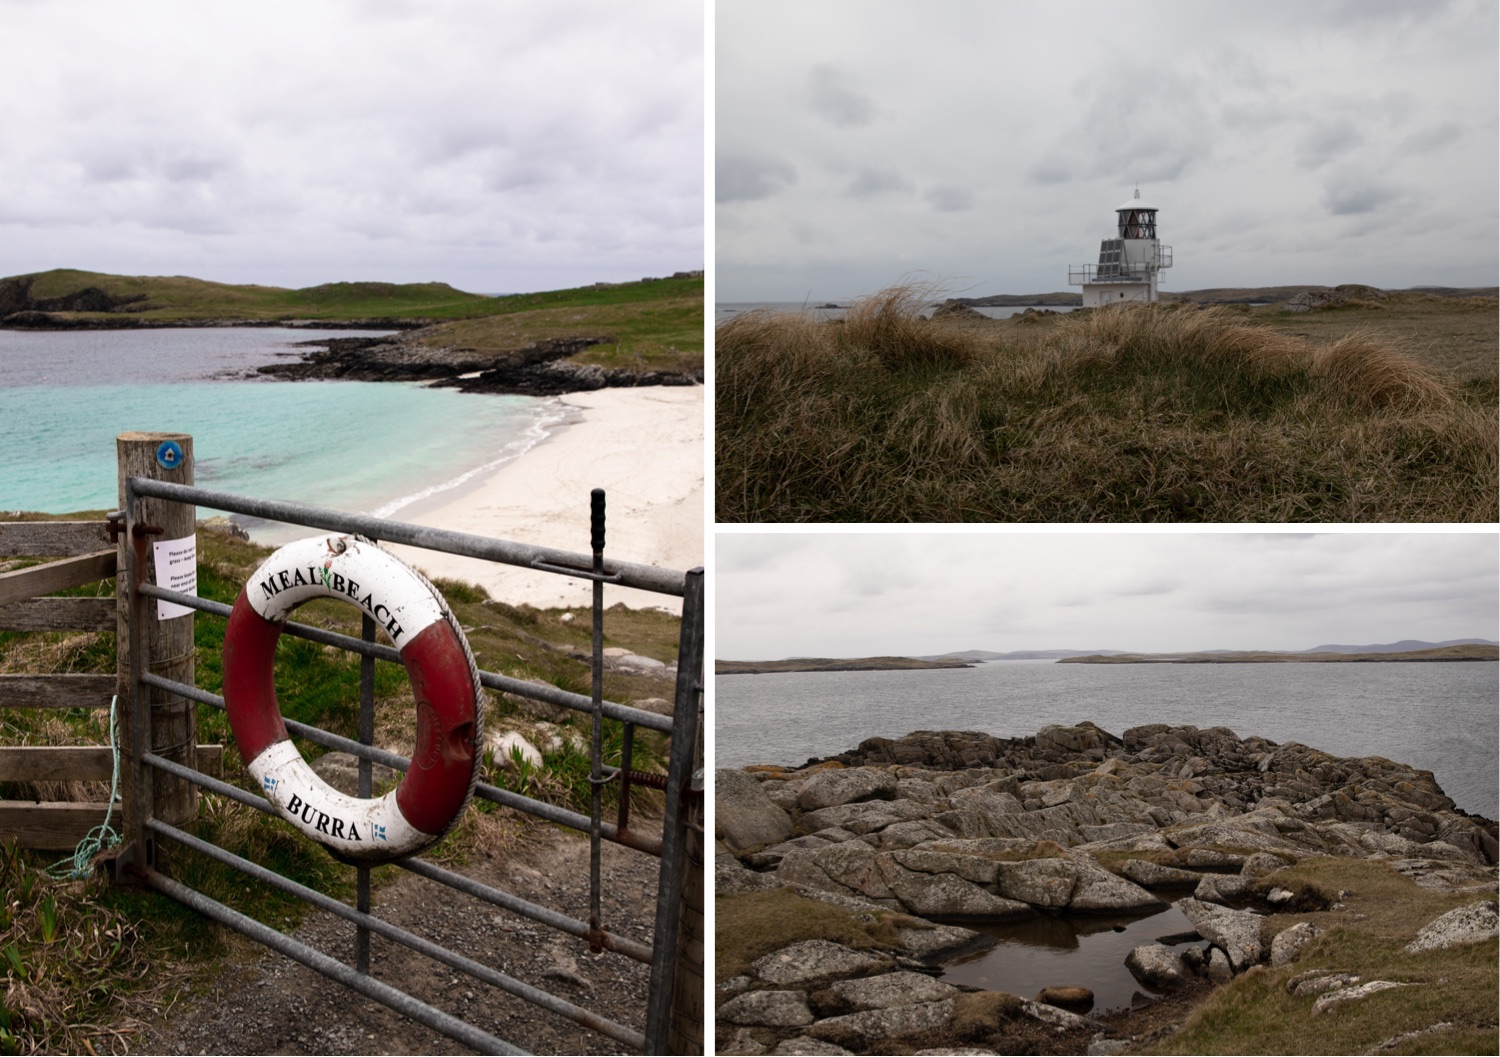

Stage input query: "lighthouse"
[{"left": 1068, "top": 189, "right": 1173, "bottom": 307}]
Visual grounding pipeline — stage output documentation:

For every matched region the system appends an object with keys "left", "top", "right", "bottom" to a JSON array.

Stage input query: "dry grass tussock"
[
  {"left": 716, "top": 288, "right": 1497, "bottom": 522},
  {"left": 0, "top": 841, "right": 191, "bottom": 1056}
]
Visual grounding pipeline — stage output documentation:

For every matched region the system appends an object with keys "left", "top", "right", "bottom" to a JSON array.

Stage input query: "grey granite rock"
[
  {"left": 718, "top": 768, "right": 793, "bottom": 853},
  {"left": 718, "top": 989, "right": 815, "bottom": 1028},
  {"left": 798, "top": 768, "right": 900, "bottom": 811},
  {"left": 1270, "top": 921, "right": 1324, "bottom": 967},
  {"left": 751, "top": 940, "right": 896, "bottom": 989},
  {"left": 1404, "top": 900, "right": 1498, "bottom": 953},
  {"left": 1124, "top": 943, "right": 1188, "bottom": 990},
  {"left": 1175, "top": 898, "right": 1266, "bottom": 972}
]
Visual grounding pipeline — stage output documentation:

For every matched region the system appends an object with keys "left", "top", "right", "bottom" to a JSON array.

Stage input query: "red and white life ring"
[{"left": 222, "top": 534, "right": 483, "bottom": 863}]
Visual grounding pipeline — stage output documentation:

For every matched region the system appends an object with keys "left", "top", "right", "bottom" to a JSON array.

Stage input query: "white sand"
[{"left": 388, "top": 386, "right": 703, "bottom": 611}]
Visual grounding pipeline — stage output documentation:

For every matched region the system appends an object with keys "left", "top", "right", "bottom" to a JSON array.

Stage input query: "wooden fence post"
[
  {"left": 667, "top": 765, "right": 705, "bottom": 1055},
  {"left": 116, "top": 431, "right": 197, "bottom": 870}
]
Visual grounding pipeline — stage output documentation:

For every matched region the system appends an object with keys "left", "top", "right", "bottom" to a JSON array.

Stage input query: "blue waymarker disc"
[{"left": 156, "top": 440, "right": 184, "bottom": 470}]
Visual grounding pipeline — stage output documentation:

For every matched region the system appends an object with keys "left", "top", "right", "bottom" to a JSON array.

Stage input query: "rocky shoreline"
[
  {"left": 258, "top": 333, "right": 703, "bottom": 396},
  {"left": 716, "top": 723, "right": 1499, "bottom": 1055}
]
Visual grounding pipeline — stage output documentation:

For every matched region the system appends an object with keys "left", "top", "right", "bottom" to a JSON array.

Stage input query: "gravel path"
[{"left": 137, "top": 826, "right": 662, "bottom": 1055}]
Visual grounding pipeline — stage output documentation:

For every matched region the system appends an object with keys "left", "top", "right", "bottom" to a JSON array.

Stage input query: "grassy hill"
[
  {"left": 1, "top": 267, "right": 702, "bottom": 328},
  {"left": 1, "top": 268, "right": 704, "bottom": 371},
  {"left": 412, "top": 276, "right": 703, "bottom": 371},
  {"left": 2, "top": 268, "right": 498, "bottom": 322}
]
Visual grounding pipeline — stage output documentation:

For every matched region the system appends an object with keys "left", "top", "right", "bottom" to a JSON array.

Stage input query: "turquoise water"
[{"left": 0, "top": 329, "right": 560, "bottom": 536}]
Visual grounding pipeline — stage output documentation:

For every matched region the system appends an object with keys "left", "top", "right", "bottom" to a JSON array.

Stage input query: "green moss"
[{"left": 716, "top": 888, "right": 908, "bottom": 981}]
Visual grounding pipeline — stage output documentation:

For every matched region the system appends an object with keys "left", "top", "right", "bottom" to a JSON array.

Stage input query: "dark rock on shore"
[
  {"left": 257, "top": 332, "right": 702, "bottom": 395},
  {"left": 430, "top": 337, "right": 703, "bottom": 395},
  {"left": 716, "top": 722, "right": 1498, "bottom": 1055}
]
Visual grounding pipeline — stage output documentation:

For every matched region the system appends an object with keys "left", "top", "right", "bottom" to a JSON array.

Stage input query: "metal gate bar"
[
  {"left": 145, "top": 750, "right": 653, "bottom": 964},
  {"left": 137, "top": 584, "right": 673, "bottom": 733},
  {"left": 144, "top": 871, "right": 527, "bottom": 1056},
  {"left": 129, "top": 479, "right": 684, "bottom": 596},
  {"left": 399, "top": 859, "right": 653, "bottom": 964},
  {"left": 138, "top": 668, "right": 664, "bottom": 856},
  {"left": 146, "top": 819, "right": 646, "bottom": 1050}
]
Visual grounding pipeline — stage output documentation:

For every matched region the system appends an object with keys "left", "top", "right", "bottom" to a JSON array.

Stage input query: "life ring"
[{"left": 222, "top": 534, "right": 483, "bottom": 863}]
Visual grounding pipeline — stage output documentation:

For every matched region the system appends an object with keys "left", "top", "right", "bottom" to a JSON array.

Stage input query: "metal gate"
[{"left": 111, "top": 432, "right": 703, "bottom": 1054}]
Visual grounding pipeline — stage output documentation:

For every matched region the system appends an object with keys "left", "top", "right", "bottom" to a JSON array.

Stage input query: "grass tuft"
[{"left": 842, "top": 284, "right": 988, "bottom": 373}]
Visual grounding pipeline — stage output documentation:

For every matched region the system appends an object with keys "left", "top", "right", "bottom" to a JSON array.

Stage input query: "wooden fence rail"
[{"left": 0, "top": 515, "right": 219, "bottom": 850}]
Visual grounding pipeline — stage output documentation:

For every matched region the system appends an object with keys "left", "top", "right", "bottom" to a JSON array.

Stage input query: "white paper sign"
[{"left": 152, "top": 535, "right": 198, "bottom": 620}]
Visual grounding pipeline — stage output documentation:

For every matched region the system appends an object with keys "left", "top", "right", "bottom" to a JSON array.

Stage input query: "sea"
[
  {"left": 715, "top": 302, "right": 1078, "bottom": 324},
  {"left": 0, "top": 328, "right": 566, "bottom": 541},
  {"left": 715, "top": 660, "right": 1500, "bottom": 819}
]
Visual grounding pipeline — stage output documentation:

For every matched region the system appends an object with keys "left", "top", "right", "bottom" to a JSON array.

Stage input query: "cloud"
[
  {"left": 925, "top": 185, "right": 975, "bottom": 212},
  {"left": 845, "top": 166, "right": 913, "bottom": 199},
  {"left": 1322, "top": 172, "right": 1401, "bottom": 215},
  {"left": 1397, "top": 121, "right": 1464, "bottom": 156},
  {"left": 717, "top": 153, "right": 798, "bottom": 203},
  {"left": 1027, "top": 64, "right": 1215, "bottom": 188},
  {"left": 1295, "top": 118, "right": 1364, "bottom": 169},
  {"left": 0, "top": 1, "right": 702, "bottom": 290},
  {"left": 718, "top": 0, "right": 1496, "bottom": 300},
  {"left": 806, "top": 64, "right": 876, "bottom": 127}
]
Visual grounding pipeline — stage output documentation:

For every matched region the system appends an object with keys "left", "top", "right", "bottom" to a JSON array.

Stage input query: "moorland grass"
[
  {"left": 1147, "top": 857, "right": 1498, "bottom": 1055},
  {"left": 715, "top": 886, "right": 918, "bottom": 981},
  {"left": 715, "top": 288, "right": 1498, "bottom": 522}
]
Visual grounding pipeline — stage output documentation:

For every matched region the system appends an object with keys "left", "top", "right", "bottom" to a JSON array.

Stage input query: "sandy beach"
[{"left": 389, "top": 385, "right": 703, "bottom": 611}]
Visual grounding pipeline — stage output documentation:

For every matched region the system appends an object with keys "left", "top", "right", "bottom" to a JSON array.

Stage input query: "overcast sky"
[
  {"left": 0, "top": 0, "right": 702, "bottom": 293},
  {"left": 717, "top": 0, "right": 1498, "bottom": 301},
  {"left": 716, "top": 533, "right": 1500, "bottom": 659}
]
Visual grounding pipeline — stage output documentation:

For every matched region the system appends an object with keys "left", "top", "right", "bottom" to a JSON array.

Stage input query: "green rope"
[{"left": 44, "top": 695, "right": 123, "bottom": 881}]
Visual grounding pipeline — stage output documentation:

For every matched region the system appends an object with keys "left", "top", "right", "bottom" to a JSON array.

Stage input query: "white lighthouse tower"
[{"left": 1068, "top": 189, "right": 1173, "bottom": 307}]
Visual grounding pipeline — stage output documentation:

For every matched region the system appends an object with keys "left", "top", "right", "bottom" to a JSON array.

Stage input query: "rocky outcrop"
[
  {"left": 718, "top": 723, "right": 1499, "bottom": 1055},
  {"left": 787, "top": 722, "right": 1494, "bottom": 867}
]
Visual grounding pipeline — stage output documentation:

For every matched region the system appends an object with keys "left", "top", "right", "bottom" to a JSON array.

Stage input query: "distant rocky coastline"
[
  {"left": 257, "top": 333, "right": 703, "bottom": 396},
  {"left": 718, "top": 657, "right": 972, "bottom": 675},
  {"left": 940, "top": 284, "right": 1498, "bottom": 311},
  {"left": 716, "top": 722, "right": 1498, "bottom": 1054},
  {"left": 1059, "top": 644, "right": 1499, "bottom": 664}
]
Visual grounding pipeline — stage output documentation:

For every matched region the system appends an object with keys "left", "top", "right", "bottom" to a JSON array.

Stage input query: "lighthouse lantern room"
[{"left": 1068, "top": 188, "right": 1173, "bottom": 307}]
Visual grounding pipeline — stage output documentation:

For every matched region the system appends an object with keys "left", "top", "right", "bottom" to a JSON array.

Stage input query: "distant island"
[
  {"left": 717, "top": 656, "right": 972, "bottom": 675},
  {"left": 1060, "top": 644, "right": 1498, "bottom": 664},
  {"left": 720, "top": 641, "right": 1499, "bottom": 673},
  {"left": 947, "top": 284, "right": 1498, "bottom": 308}
]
